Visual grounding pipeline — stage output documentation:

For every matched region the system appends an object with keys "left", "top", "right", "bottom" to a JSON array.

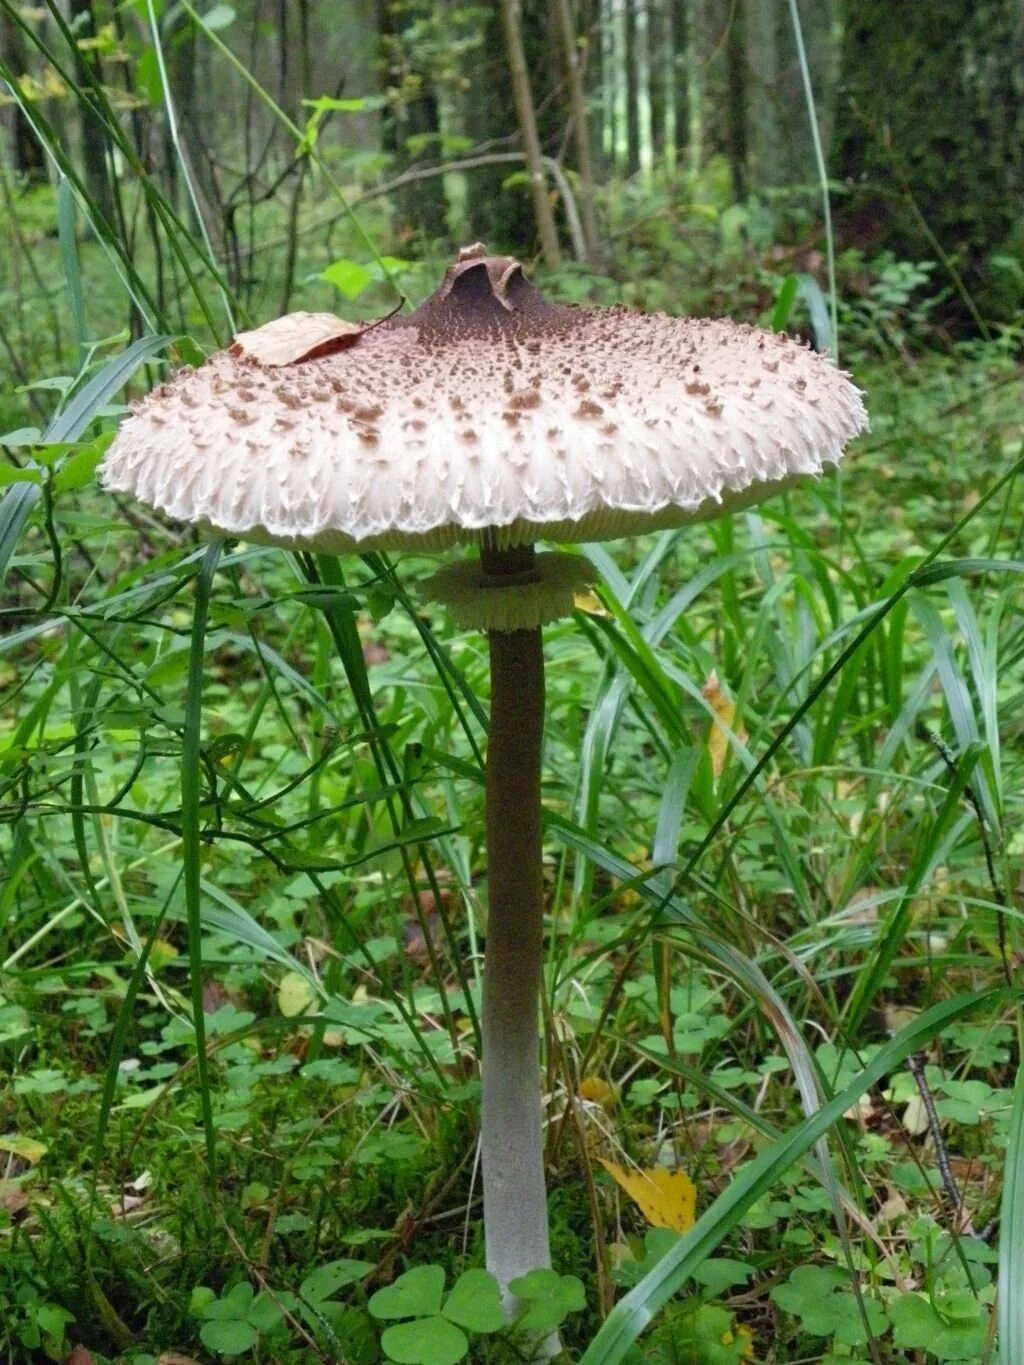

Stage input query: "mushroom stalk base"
[{"left": 480, "top": 546, "right": 552, "bottom": 1314}]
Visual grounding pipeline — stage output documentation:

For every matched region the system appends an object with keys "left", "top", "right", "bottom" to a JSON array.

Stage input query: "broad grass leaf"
[{"left": 600, "top": 1160, "right": 697, "bottom": 1233}]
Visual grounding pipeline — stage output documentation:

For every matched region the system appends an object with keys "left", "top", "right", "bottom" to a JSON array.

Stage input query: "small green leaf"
[
  {"left": 366, "top": 586, "right": 396, "bottom": 623},
  {"left": 890, "top": 1294, "right": 949, "bottom": 1349},
  {"left": 0, "top": 466, "right": 41, "bottom": 487},
  {"left": 0, "top": 1133, "right": 47, "bottom": 1164},
  {"left": 190, "top": 1286, "right": 216, "bottom": 1316},
  {"left": 204, "top": 1281, "right": 255, "bottom": 1320},
  {"left": 508, "top": 1269, "right": 585, "bottom": 1333},
  {"left": 200, "top": 1319, "right": 258, "bottom": 1356},
  {"left": 665, "top": 1304, "right": 755, "bottom": 1365},
  {"left": 302, "top": 95, "right": 381, "bottom": 114},
  {"left": 34, "top": 1304, "right": 74, "bottom": 1339},
  {"left": 442, "top": 1269, "right": 505, "bottom": 1334},
  {"left": 932, "top": 1319, "right": 990, "bottom": 1360},
  {"left": 370, "top": 1266, "right": 446, "bottom": 1321},
  {"left": 54, "top": 443, "right": 106, "bottom": 493},
  {"left": 247, "top": 1291, "right": 285, "bottom": 1332},
  {"left": 825, "top": 1292, "right": 888, "bottom": 1347},
  {"left": 771, "top": 1264, "right": 848, "bottom": 1318},
  {"left": 321, "top": 259, "right": 373, "bottom": 300},
  {"left": 381, "top": 1317, "right": 468, "bottom": 1365},
  {"left": 691, "top": 1257, "right": 755, "bottom": 1296},
  {"left": 300, "top": 1259, "right": 375, "bottom": 1304}
]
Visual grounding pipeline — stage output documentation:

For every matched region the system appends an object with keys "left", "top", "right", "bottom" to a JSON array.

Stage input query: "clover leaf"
[
  {"left": 507, "top": 1268, "right": 586, "bottom": 1335},
  {"left": 199, "top": 1281, "right": 286, "bottom": 1358},
  {"left": 369, "top": 1266, "right": 505, "bottom": 1365}
]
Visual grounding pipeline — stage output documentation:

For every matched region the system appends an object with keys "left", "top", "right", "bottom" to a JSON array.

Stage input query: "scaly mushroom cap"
[{"left": 101, "top": 246, "right": 867, "bottom": 553}]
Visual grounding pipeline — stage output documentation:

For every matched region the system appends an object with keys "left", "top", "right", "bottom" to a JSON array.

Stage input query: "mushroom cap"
[{"left": 100, "top": 246, "right": 867, "bottom": 552}]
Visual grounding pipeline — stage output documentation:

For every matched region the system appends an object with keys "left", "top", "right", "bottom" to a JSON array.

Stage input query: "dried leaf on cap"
[{"left": 231, "top": 312, "right": 368, "bottom": 367}]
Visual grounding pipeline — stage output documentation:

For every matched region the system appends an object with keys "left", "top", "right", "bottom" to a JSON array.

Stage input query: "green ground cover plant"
[{"left": 2, "top": 9, "right": 1024, "bottom": 1362}]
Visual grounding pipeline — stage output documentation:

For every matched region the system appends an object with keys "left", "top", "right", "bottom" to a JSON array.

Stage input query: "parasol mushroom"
[{"left": 100, "top": 244, "right": 867, "bottom": 1316}]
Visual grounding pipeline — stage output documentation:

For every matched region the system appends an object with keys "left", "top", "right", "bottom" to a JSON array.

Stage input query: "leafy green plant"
[
  {"left": 193, "top": 1281, "right": 287, "bottom": 1357},
  {"left": 771, "top": 1266, "right": 888, "bottom": 1350},
  {"left": 641, "top": 1303, "right": 754, "bottom": 1364},
  {"left": 11, "top": 1291, "right": 75, "bottom": 1363}
]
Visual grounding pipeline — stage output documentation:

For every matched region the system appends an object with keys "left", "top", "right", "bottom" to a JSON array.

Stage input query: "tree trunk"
[
  {"left": 724, "top": 0, "right": 748, "bottom": 199},
  {"left": 682, "top": 0, "right": 706, "bottom": 182},
  {"left": 634, "top": 0, "right": 654, "bottom": 178},
  {"left": 552, "top": 0, "right": 601, "bottom": 263},
  {"left": 69, "top": 0, "right": 116, "bottom": 227},
  {"left": 652, "top": 0, "right": 677, "bottom": 176},
  {"left": 375, "top": 0, "right": 447, "bottom": 240},
  {"left": 499, "top": 0, "right": 561, "bottom": 266},
  {"left": 1, "top": 10, "right": 46, "bottom": 180}
]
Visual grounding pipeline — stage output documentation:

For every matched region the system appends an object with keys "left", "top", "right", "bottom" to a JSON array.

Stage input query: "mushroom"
[{"left": 100, "top": 244, "right": 867, "bottom": 1315}]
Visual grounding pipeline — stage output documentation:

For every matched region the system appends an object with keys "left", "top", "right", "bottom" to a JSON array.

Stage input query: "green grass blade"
[
  {"left": 0, "top": 483, "right": 41, "bottom": 592},
  {"left": 56, "top": 175, "right": 86, "bottom": 356},
  {"left": 46, "top": 333, "right": 176, "bottom": 443}
]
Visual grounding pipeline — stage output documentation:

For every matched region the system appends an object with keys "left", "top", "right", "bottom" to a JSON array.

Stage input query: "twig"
[{"left": 905, "top": 1051, "right": 974, "bottom": 1234}]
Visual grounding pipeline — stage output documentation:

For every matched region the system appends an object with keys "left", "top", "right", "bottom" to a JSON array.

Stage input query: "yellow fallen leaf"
[
  {"left": 599, "top": 1159, "right": 696, "bottom": 1232},
  {"left": 277, "top": 971, "right": 317, "bottom": 1018},
  {"left": 703, "top": 669, "right": 746, "bottom": 778}
]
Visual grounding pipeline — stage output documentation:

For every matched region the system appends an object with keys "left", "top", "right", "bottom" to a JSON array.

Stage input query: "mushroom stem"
[{"left": 480, "top": 542, "right": 552, "bottom": 1308}]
